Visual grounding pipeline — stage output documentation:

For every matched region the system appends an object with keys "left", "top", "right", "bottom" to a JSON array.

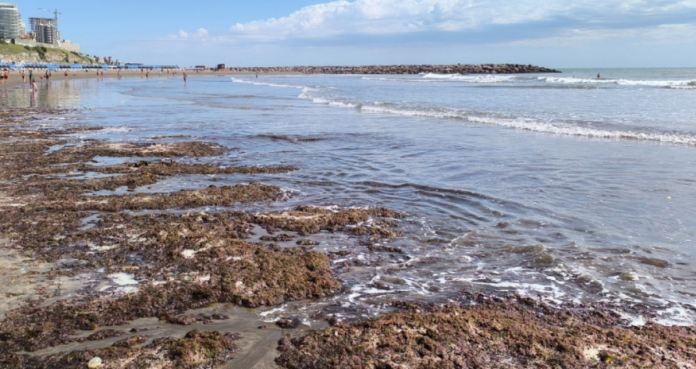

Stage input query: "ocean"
[{"left": 3, "top": 67, "right": 696, "bottom": 326}]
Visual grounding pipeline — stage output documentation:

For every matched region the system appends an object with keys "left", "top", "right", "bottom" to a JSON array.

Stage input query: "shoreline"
[
  {"left": 0, "top": 62, "right": 561, "bottom": 91},
  {"left": 1, "top": 102, "right": 695, "bottom": 368},
  {"left": 0, "top": 70, "right": 298, "bottom": 90}
]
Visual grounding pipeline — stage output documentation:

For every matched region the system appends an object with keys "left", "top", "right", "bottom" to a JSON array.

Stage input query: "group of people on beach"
[
  {"left": 0, "top": 67, "right": 192, "bottom": 92},
  {"left": 0, "top": 69, "right": 9, "bottom": 84}
]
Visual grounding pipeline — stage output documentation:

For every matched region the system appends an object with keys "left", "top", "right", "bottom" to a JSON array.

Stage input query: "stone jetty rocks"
[{"left": 229, "top": 64, "right": 560, "bottom": 75}]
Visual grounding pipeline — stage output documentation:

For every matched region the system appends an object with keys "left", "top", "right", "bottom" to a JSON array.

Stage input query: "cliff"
[{"left": 0, "top": 43, "right": 94, "bottom": 65}]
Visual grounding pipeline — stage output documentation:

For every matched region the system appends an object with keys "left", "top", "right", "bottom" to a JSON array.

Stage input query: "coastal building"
[
  {"left": 30, "top": 17, "right": 58, "bottom": 44},
  {"left": 0, "top": 2, "right": 24, "bottom": 39}
]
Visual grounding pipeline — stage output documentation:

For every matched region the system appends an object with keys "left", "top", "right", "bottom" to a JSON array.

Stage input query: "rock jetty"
[{"left": 229, "top": 64, "right": 559, "bottom": 75}]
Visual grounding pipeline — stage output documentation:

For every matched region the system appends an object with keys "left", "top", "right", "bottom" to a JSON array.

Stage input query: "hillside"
[{"left": 0, "top": 43, "right": 95, "bottom": 65}]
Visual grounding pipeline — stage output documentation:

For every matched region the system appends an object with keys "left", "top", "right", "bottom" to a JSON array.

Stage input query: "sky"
[{"left": 14, "top": 0, "right": 696, "bottom": 68}]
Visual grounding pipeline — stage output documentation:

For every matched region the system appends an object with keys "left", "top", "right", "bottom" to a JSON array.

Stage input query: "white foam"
[
  {"left": 467, "top": 116, "right": 696, "bottom": 146},
  {"left": 539, "top": 76, "right": 696, "bottom": 88},
  {"left": 181, "top": 249, "right": 196, "bottom": 259},
  {"left": 231, "top": 77, "right": 305, "bottom": 89},
  {"left": 259, "top": 306, "right": 286, "bottom": 317},
  {"left": 88, "top": 243, "right": 117, "bottom": 252},
  {"left": 654, "top": 306, "right": 696, "bottom": 326},
  {"left": 108, "top": 273, "right": 138, "bottom": 286},
  {"left": 361, "top": 105, "right": 464, "bottom": 119},
  {"left": 422, "top": 73, "right": 518, "bottom": 83},
  {"left": 97, "top": 127, "right": 132, "bottom": 133},
  {"left": 422, "top": 73, "right": 459, "bottom": 79}
]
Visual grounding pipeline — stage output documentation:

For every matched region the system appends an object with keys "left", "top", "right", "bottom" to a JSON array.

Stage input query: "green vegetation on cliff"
[{"left": 0, "top": 43, "right": 95, "bottom": 64}]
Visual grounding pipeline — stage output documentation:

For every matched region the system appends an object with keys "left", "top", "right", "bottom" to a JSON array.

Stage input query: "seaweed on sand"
[
  {"left": 276, "top": 294, "right": 696, "bottom": 369},
  {"left": 1, "top": 330, "right": 239, "bottom": 369},
  {"left": 254, "top": 206, "right": 404, "bottom": 241}
]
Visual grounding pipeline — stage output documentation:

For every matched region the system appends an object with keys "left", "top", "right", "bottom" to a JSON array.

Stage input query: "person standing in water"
[
  {"left": 597, "top": 73, "right": 601, "bottom": 79},
  {"left": 183, "top": 72, "right": 187, "bottom": 85}
]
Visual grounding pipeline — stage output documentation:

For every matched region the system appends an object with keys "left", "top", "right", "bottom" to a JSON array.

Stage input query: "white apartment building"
[{"left": 0, "top": 2, "right": 24, "bottom": 39}]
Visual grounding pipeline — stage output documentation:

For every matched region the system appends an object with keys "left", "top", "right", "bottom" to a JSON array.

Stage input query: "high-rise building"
[
  {"left": 30, "top": 17, "right": 58, "bottom": 44},
  {"left": 0, "top": 2, "right": 24, "bottom": 39}
]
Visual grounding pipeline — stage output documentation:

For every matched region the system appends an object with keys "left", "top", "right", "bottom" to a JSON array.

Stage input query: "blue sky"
[{"left": 15, "top": 0, "right": 696, "bottom": 67}]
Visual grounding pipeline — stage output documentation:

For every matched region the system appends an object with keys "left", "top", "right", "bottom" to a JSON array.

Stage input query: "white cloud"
[
  {"left": 170, "top": 28, "right": 210, "bottom": 40},
  {"left": 228, "top": 0, "right": 696, "bottom": 42},
  {"left": 503, "top": 23, "right": 696, "bottom": 47}
]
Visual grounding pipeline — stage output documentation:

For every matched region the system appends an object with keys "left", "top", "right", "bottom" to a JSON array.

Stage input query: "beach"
[
  {"left": 0, "top": 69, "right": 302, "bottom": 90},
  {"left": 1, "top": 70, "right": 696, "bottom": 368}
]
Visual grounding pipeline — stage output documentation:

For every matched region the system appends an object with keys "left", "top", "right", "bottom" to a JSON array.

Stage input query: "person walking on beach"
[
  {"left": 28, "top": 70, "right": 33, "bottom": 85},
  {"left": 21, "top": 70, "right": 25, "bottom": 83},
  {"left": 30, "top": 78, "right": 37, "bottom": 91}
]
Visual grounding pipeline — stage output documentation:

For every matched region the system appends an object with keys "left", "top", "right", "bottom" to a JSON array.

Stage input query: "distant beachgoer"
[
  {"left": 146, "top": 71, "right": 149, "bottom": 79},
  {"left": 31, "top": 79, "right": 37, "bottom": 91},
  {"left": 29, "top": 70, "right": 33, "bottom": 83},
  {"left": 183, "top": 72, "right": 187, "bottom": 85},
  {"left": 597, "top": 73, "right": 601, "bottom": 79},
  {"left": 255, "top": 73, "right": 258, "bottom": 78},
  {"left": 64, "top": 70, "right": 68, "bottom": 78},
  {"left": 21, "top": 70, "right": 25, "bottom": 83}
]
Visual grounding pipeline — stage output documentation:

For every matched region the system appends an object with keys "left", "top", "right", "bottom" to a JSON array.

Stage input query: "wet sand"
[{"left": 0, "top": 70, "right": 299, "bottom": 90}]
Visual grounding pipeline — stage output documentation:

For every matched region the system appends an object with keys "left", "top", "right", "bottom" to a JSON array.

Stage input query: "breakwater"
[{"left": 228, "top": 64, "right": 559, "bottom": 75}]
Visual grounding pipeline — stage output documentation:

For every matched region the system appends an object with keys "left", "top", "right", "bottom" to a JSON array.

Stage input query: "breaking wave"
[{"left": 232, "top": 76, "right": 696, "bottom": 147}]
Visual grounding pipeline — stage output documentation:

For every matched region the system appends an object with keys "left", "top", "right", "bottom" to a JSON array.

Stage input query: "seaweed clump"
[
  {"left": 47, "top": 141, "right": 227, "bottom": 164},
  {"left": 1, "top": 330, "right": 238, "bottom": 369},
  {"left": 255, "top": 206, "right": 403, "bottom": 241},
  {"left": 276, "top": 295, "right": 696, "bottom": 369}
]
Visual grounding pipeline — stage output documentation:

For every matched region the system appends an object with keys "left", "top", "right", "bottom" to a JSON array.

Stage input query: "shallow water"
[{"left": 3, "top": 69, "right": 696, "bottom": 326}]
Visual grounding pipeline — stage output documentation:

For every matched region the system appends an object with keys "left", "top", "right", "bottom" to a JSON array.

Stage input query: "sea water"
[{"left": 3, "top": 68, "right": 696, "bottom": 326}]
